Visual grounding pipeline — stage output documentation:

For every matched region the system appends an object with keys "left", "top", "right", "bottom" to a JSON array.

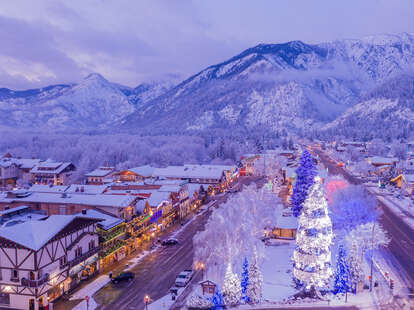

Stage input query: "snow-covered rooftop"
[
  {"left": 0, "top": 192, "right": 137, "bottom": 208},
  {"left": 153, "top": 164, "right": 234, "bottom": 180},
  {"left": 85, "top": 167, "right": 115, "bottom": 177},
  {"left": 368, "top": 156, "right": 398, "bottom": 165},
  {"left": 277, "top": 216, "right": 298, "bottom": 229},
  {"left": 29, "top": 184, "right": 69, "bottom": 193},
  {"left": 30, "top": 161, "right": 73, "bottom": 174},
  {"left": 76, "top": 209, "right": 124, "bottom": 230},
  {"left": 146, "top": 191, "right": 171, "bottom": 207},
  {"left": 405, "top": 174, "right": 414, "bottom": 183},
  {"left": 66, "top": 184, "right": 108, "bottom": 195},
  {"left": 127, "top": 165, "right": 156, "bottom": 178},
  {"left": 0, "top": 215, "right": 97, "bottom": 251}
]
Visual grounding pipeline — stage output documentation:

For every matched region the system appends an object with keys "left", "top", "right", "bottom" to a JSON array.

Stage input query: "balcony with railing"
[
  {"left": 21, "top": 273, "right": 50, "bottom": 288},
  {"left": 64, "top": 246, "right": 101, "bottom": 268}
]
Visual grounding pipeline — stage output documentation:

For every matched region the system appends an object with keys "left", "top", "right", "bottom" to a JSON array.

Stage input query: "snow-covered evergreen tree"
[
  {"left": 223, "top": 262, "right": 242, "bottom": 306},
  {"left": 348, "top": 240, "right": 364, "bottom": 291},
  {"left": 241, "top": 257, "right": 250, "bottom": 303},
  {"left": 246, "top": 253, "right": 263, "bottom": 303},
  {"left": 211, "top": 288, "right": 224, "bottom": 310},
  {"left": 293, "top": 176, "right": 333, "bottom": 292},
  {"left": 333, "top": 245, "right": 351, "bottom": 295},
  {"left": 291, "top": 149, "right": 317, "bottom": 217}
]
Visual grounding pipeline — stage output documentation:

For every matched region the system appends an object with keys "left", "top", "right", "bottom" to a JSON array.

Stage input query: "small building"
[
  {"left": 30, "top": 161, "right": 76, "bottom": 185},
  {"left": 272, "top": 215, "right": 297, "bottom": 240},
  {"left": 0, "top": 158, "right": 19, "bottom": 189},
  {"left": 199, "top": 280, "right": 216, "bottom": 295},
  {"left": 85, "top": 167, "right": 115, "bottom": 185},
  {"left": 113, "top": 165, "right": 155, "bottom": 183}
]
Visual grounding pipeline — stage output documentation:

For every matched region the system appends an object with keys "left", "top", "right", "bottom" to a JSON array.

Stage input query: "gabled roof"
[
  {"left": 85, "top": 167, "right": 115, "bottom": 177},
  {"left": 76, "top": 209, "right": 124, "bottom": 231},
  {"left": 146, "top": 191, "right": 171, "bottom": 207},
  {"left": 128, "top": 165, "right": 155, "bottom": 178},
  {"left": 0, "top": 215, "right": 99, "bottom": 251},
  {"left": 30, "top": 161, "right": 74, "bottom": 174}
]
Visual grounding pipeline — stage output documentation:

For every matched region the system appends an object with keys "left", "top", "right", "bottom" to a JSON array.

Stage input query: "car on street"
[
  {"left": 162, "top": 238, "right": 179, "bottom": 246},
  {"left": 175, "top": 269, "right": 193, "bottom": 287},
  {"left": 111, "top": 272, "right": 134, "bottom": 284}
]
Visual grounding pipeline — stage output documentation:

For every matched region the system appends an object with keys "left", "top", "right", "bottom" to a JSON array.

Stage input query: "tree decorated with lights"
[
  {"left": 333, "top": 245, "right": 351, "bottom": 301},
  {"left": 211, "top": 287, "right": 224, "bottom": 310},
  {"left": 246, "top": 251, "right": 263, "bottom": 303},
  {"left": 293, "top": 176, "right": 333, "bottom": 295},
  {"left": 223, "top": 262, "right": 242, "bottom": 306},
  {"left": 241, "top": 257, "right": 250, "bottom": 303},
  {"left": 291, "top": 149, "right": 317, "bottom": 217}
]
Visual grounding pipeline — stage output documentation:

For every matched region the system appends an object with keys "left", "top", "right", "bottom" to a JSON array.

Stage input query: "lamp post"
[
  {"left": 369, "top": 222, "right": 375, "bottom": 292},
  {"left": 200, "top": 262, "right": 205, "bottom": 279},
  {"left": 144, "top": 295, "right": 150, "bottom": 310}
]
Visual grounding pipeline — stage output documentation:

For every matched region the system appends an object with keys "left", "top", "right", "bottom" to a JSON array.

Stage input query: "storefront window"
[{"left": 0, "top": 293, "right": 10, "bottom": 305}]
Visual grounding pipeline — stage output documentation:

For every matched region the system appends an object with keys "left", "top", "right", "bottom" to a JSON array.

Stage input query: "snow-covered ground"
[
  {"left": 147, "top": 287, "right": 184, "bottom": 310},
  {"left": 261, "top": 242, "right": 297, "bottom": 302},
  {"left": 70, "top": 275, "right": 110, "bottom": 310}
]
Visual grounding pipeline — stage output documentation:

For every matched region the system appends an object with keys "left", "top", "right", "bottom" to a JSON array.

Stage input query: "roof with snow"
[
  {"left": 0, "top": 215, "right": 99, "bottom": 251},
  {"left": 368, "top": 156, "right": 398, "bottom": 165},
  {"left": 276, "top": 216, "right": 298, "bottom": 229},
  {"left": 29, "top": 184, "right": 69, "bottom": 193},
  {"left": 405, "top": 174, "right": 414, "bottom": 183},
  {"left": 128, "top": 165, "right": 156, "bottom": 178},
  {"left": 14, "top": 158, "right": 42, "bottom": 169},
  {"left": 85, "top": 167, "right": 115, "bottom": 177},
  {"left": 0, "top": 158, "right": 18, "bottom": 168},
  {"left": 66, "top": 184, "right": 108, "bottom": 195},
  {"left": 187, "top": 183, "right": 204, "bottom": 198},
  {"left": 75, "top": 209, "right": 124, "bottom": 230},
  {"left": 153, "top": 164, "right": 233, "bottom": 180},
  {"left": 30, "top": 161, "right": 74, "bottom": 174},
  {"left": 146, "top": 191, "right": 171, "bottom": 207},
  {"left": 0, "top": 192, "right": 137, "bottom": 208},
  {"left": 158, "top": 185, "right": 182, "bottom": 193}
]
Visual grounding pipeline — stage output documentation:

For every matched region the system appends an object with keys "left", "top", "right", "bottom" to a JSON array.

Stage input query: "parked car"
[
  {"left": 162, "top": 238, "right": 179, "bottom": 246},
  {"left": 111, "top": 272, "right": 134, "bottom": 284},
  {"left": 175, "top": 269, "right": 193, "bottom": 287}
]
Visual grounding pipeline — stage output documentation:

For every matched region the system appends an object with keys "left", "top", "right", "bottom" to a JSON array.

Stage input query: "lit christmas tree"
[
  {"left": 211, "top": 287, "right": 224, "bottom": 310},
  {"left": 246, "top": 252, "right": 263, "bottom": 303},
  {"left": 293, "top": 176, "right": 333, "bottom": 295},
  {"left": 223, "top": 262, "right": 242, "bottom": 306},
  {"left": 333, "top": 245, "right": 351, "bottom": 301},
  {"left": 291, "top": 149, "right": 317, "bottom": 217},
  {"left": 241, "top": 257, "right": 250, "bottom": 303}
]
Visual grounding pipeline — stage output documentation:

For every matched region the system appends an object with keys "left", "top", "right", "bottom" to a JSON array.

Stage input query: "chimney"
[{"left": 82, "top": 209, "right": 87, "bottom": 215}]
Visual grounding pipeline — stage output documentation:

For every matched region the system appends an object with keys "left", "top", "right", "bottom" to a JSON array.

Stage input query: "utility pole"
[
  {"left": 369, "top": 222, "right": 376, "bottom": 292},
  {"left": 263, "top": 133, "right": 266, "bottom": 182}
]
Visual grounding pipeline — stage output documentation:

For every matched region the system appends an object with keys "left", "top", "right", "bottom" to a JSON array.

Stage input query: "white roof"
[
  {"left": 277, "top": 216, "right": 298, "bottom": 229},
  {"left": 85, "top": 167, "right": 114, "bottom": 177},
  {"left": 153, "top": 164, "right": 232, "bottom": 180},
  {"left": 369, "top": 156, "right": 398, "bottom": 165},
  {"left": 66, "top": 184, "right": 108, "bottom": 195},
  {"left": 76, "top": 209, "right": 124, "bottom": 230},
  {"left": 29, "top": 184, "right": 69, "bottom": 193},
  {"left": 128, "top": 165, "right": 155, "bottom": 178},
  {"left": 0, "top": 215, "right": 91, "bottom": 251},
  {"left": 186, "top": 183, "right": 204, "bottom": 198},
  {"left": 0, "top": 192, "right": 136, "bottom": 208},
  {"left": 158, "top": 185, "right": 182, "bottom": 193},
  {"left": 30, "top": 161, "right": 73, "bottom": 174},
  {"left": 405, "top": 174, "right": 414, "bottom": 183},
  {"left": 147, "top": 191, "right": 171, "bottom": 207},
  {"left": 14, "top": 158, "right": 42, "bottom": 169}
]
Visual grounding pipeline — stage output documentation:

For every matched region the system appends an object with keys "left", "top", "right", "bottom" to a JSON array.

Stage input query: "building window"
[
  {"left": 59, "top": 255, "right": 67, "bottom": 267},
  {"left": 59, "top": 205, "right": 67, "bottom": 215},
  {"left": 88, "top": 240, "right": 95, "bottom": 251},
  {"left": 11, "top": 269, "right": 18, "bottom": 281},
  {"left": 75, "top": 247, "right": 82, "bottom": 258},
  {"left": 0, "top": 293, "right": 10, "bottom": 305}
]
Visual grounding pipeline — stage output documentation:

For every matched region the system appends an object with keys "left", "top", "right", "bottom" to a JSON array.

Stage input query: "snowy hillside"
[
  {"left": 324, "top": 74, "right": 414, "bottom": 140},
  {"left": 2, "top": 33, "right": 414, "bottom": 133},
  {"left": 122, "top": 33, "right": 414, "bottom": 133}
]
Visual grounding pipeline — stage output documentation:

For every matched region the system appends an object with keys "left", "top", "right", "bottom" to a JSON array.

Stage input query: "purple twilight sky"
[{"left": 1, "top": 0, "right": 414, "bottom": 89}]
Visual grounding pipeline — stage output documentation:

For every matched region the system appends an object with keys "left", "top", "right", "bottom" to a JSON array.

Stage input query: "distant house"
[
  {"left": 85, "top": 167, "right": 115, "bottom": 185},
  {"left": 272, "top": 215, "right": 297, "bottom": 240},
  {"left": 366, "top": 156, "right": 398, "bottom": 167},
  {"left": 0, "top": 158, "right": 19, "bottom": 189},
  {"left": 113, "top": 165, "right": 155, "bottom": 183},
  {"left": 30, "top": 161, "right": 76, "bottom": 185}
]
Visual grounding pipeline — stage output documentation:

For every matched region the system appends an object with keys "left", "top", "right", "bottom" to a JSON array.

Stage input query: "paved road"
[
  {"left": 94, "top": 176, "right": 260, "bottom": 310},
  {"left": 315, "top": 148, "right": 414, "bottom": 287},
  {"left": 252, "top": 307, "right": 358, "bottom": 310}
]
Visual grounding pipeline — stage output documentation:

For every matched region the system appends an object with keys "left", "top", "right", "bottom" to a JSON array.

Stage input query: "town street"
[
  {"left": 314, "top": 148, "right": 414, "bottom": 287},
  {"left": 93, "top": 176, "right": 260, "bottom": 310}
]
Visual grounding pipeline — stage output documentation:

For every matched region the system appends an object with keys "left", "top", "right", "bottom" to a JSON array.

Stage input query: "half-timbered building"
[{"left": 0, "top": 215, "right": 100, "bottom": 310}]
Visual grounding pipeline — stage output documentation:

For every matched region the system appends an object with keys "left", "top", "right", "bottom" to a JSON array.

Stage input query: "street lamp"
[{"left": 144, "top": 295, "right": 150, "bottom": 310}]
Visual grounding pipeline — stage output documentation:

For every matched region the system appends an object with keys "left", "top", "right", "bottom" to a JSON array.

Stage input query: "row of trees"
[{"left": 188, "top": 184, "right": 282, "bottom": 307}]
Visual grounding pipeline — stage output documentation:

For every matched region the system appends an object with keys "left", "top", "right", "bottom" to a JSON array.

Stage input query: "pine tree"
[
  {"left": 241, "top": 257, "right": 250, "bottom": 303},
  {"left": 246, "top": 253, "right": 263, "bottom": 303},
  {"left": 211, "top": 288, "right": 224, "bottom": 310},
  {"left": 223, "top": 262, "right": 242, "bottom": 306},
  {"left": 348, "top": 240, "right": 364, "bottom": 292},
  {"left": 333, "top": 245, "right": 351, "bottom": 298},
  {"left": 291, "top": 149, "right": 317, "bottom": 217},
  {"left": 293, "top": 176, "right": 333, "bottom": 293}
]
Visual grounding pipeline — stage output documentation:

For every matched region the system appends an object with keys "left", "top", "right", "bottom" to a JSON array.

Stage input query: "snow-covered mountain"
[
  {"left": 122, "top": 33, "right": 414, "bottom": 133},
  {"left": 324, "top": 74, "right": 414, "bottom": 140},
  {"left": 0, "top": 73, "right": 179, "bottom": 129},
  {"left": 2, "top": 33, "right": 414, "bottom": 134}
]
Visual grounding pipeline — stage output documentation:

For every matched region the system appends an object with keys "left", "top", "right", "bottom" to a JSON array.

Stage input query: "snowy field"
[{"left": 261, "top": 241, "right": 297, "bottom": 302}]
